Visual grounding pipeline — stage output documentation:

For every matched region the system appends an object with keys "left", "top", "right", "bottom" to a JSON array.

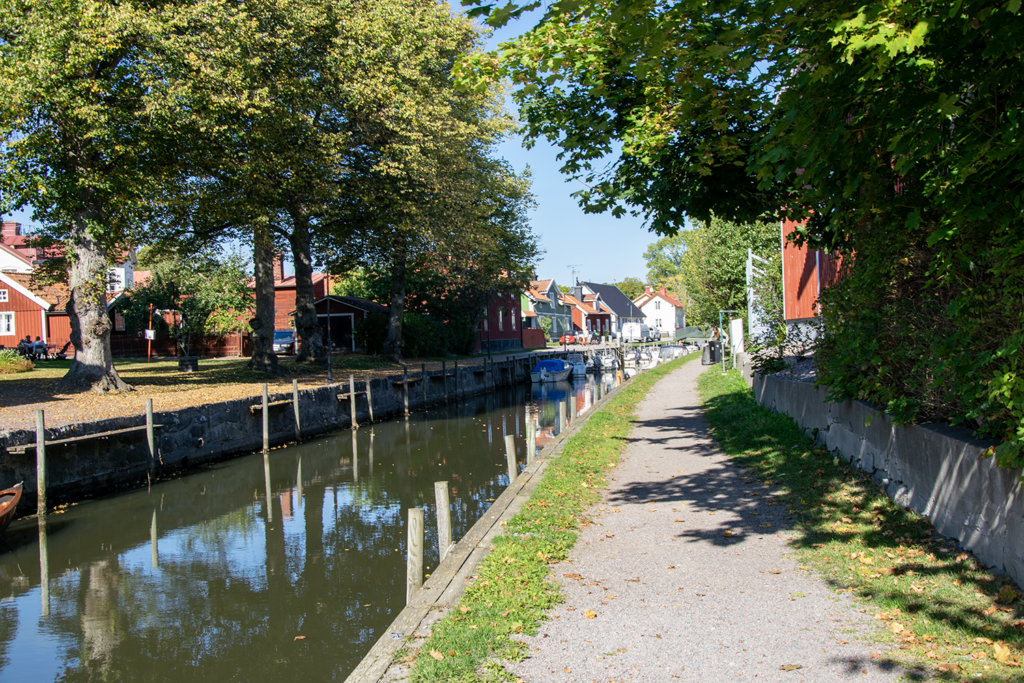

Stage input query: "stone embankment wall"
[
  {"left": 739, "top": 356, "right": 1024, "bottom": 585},
  {"left": 0, "top": 356, "right": 538, "bottom": 514}
]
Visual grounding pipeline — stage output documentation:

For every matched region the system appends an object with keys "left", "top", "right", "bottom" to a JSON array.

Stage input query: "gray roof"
[{"left": 582, "top": 282, "right": 645, "bottom": 318}]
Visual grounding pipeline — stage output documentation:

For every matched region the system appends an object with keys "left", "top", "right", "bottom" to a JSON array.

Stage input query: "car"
[
  {"left": 272, "top": 329, "right": 296, "bottom": 355},
  {"left": 558, "top": 334, "right": 577, "bottom": 345}
]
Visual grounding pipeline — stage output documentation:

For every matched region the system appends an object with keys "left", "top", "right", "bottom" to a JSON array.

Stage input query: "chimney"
[
  {"left": 573, "top": 285, "right": 584, "bottom": 302},
  {"left": 659, "top": 286, "right": 667, "bottom": 297},
  {"left": 272, "top": 254, "right": 285, "bottom": 282},
  {"left": 1, "top": 222, "right": 20, "bottom": 240}
]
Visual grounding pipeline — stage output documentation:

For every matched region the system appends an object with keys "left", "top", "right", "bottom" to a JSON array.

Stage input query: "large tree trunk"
[
  {"left": 381, "top": 245, "right": 407, "bottom": 364},
  {"left": 289, "top": 209, "right": 326, "bottom": 363},
  {"left": 59, "top": 211, "right": 132, "bottom": 393},
  {"left": 249, "top": 222, "right": 281, "bottom": 373}
]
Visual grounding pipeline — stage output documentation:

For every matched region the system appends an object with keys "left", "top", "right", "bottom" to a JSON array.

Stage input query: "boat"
[
  {"left": 566, "top": 353, "right": 587, "bottom": 377},
  {"left": 0, "top": 483, "right": 23, "bottom": 537},
  {"left": 531, "top": 359, "right": 572, "bottom": 383}
]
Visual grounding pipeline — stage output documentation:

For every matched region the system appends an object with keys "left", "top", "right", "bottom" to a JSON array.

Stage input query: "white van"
[{"left": 621, "top": 322, "right": 650, "bottom": 343}]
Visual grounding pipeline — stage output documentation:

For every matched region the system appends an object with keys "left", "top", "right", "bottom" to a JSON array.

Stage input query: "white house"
[{"left": 632, "top": 286, "right": 685, "bottom": 337}]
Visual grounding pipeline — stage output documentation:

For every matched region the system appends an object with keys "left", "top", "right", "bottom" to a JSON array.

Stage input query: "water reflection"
[{"left": 0, "top": 377, "right": 618, "bottom": 682}]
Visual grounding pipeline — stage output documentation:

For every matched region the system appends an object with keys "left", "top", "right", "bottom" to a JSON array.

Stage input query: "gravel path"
[{"left": 507, "top": 359, "right": 903, "bottom": 682}]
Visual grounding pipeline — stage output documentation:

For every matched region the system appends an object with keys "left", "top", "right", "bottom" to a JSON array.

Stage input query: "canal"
[{"left": 0, "top": 373, "right": 621, "bottom": 682}]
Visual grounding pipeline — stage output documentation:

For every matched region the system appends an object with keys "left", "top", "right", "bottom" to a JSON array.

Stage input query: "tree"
[
  {"left": 0, "top": 0, "right": 220, "bottom": 391},
  {"left": 643, "top": 234, "right": 688, "bottom": 299},
  {"left": 676, "top": 217, "right": 777, "bottom": 328},
  {"left": 606, "top": 277, "right": 644, "bottom": 300},
  {"left": 121, "top": 250, "right": 252, "bottom": 358}
]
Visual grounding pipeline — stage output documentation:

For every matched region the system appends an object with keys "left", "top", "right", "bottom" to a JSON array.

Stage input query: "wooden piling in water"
[
  {"left": 350, "top": 374, "right": 358, "bottom": 430},
  {"left": 366, "top": 373, "right": 374, "bottom": 423},
  {"left": 403, "top": 366, "right": 410, "bottom": 417},
  {"left": 146, "top": 399, "right": 155, "bottom": 469},
  {"left": 292, "top": 380, "right": 301, "bottom": 442},
  {"left": 559, "top": 401, "right": 566, "bottom": 433},
  {"left": 406, "top": 508, "right": 424, "bottom": 603},
  {"left": 262, "top": 384, "right": 269, "bottom": 454},
  {"left": 36, "top": 409, "right": 46, "bottom": 516},
  {"left": 38, "top": 517, "right": 49, "bottom": 616},
  {"left": 505, "top": 434, "right": 518, "bottom": 484},
  {"left": 422, "top": 363, "right": 427, "bottom": 408},
  {"left": 434, "top": 481, "right": 452, "bottom": 562},
  {"left": 571, "top": 395, "right": 577, "bottom": 421}
]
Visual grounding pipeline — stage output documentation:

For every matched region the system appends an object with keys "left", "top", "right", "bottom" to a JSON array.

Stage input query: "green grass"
[
  {"left": 698, "top": 368, "right": 1024, "bottom": 681},
  {"left": 405, "top": 353, "right": 699, "bottom": 682}
]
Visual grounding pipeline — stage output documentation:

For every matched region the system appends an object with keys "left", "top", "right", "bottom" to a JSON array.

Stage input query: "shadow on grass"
[{"left": 683, "top": 369, "right": 1023, "bottom": 681}]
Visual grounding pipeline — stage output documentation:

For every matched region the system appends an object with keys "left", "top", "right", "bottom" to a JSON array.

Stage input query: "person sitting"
[
  {"left": 18, "top": 336, "right": 32, "bottom": 358},
  {"left": 33, "top": 336, "right": 47, "bottom": 360}
]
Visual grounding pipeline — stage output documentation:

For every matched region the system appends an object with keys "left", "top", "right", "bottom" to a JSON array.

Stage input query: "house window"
[
  {"left": 655, "top": 300, "right": 660, "bottom": 310},
  {"left": 115, "top": 312, "right": 125, "bottom": 331},
  {"left": 0, "top": 289, "right": 7, "bottom": 302},
  {"left": 499, "top": 309, "right": 504, "bottom": 331},
  {"left": 483, "top": 317, "right": 489, "bottom": 332},
  {"left": 512, "top": 308, "right": 516, "bottom": 330},
  {"left": 0, "top": 312, "right": 14, "bottom": 336}
]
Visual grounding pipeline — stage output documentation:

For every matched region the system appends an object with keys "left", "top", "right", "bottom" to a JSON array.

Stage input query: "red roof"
[{"left": 2, "top": 272, "right": 70, "bottom": 308}]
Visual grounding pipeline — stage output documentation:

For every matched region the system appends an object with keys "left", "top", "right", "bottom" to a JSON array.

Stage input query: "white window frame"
[
  {"left": 655, "top": 300, "right": 661, "bottom": 310},
  {"left": 0, "top": 312, "right": 14, "bottom": 336},
  {"left": 0, "top": 289, "right": 8, "bottom": 303},
  {"left": 498, "top": 309, "right": 504, "bottom": 332}
]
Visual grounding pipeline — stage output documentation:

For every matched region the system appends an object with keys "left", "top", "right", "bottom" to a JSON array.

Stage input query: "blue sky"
[{"left": 3, "top": 5, "right": 661, "bottom": 285}]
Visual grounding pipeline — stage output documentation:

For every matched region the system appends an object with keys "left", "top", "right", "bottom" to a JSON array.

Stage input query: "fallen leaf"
[
  {"left": 430, "top": 650, "right": 444, "bottom": 661},
  {"left": 891, "top": 623, "right": 904, "bottom": 634},
  {"left": 859, "top": 556, "right": 874, "bottom": 565},
  {"left": 564, "top": 573, "right": 584, "bottom": 580},
  {"left": 585, "top": 610, "right": 597, "bottom": 619},
  {"left": 779, "top": 664, "right": 803, "bottom": 671},
  {"left": 768, "top": 570, "right": 782, "bottom": 575},
  {"left": 459, "top": 605, "right": 471, "bottom": 614},
  {"left": 563, "top": 668, "right": 571, "bottom": 674},
  {"left": 984, "top": 606, "right": 998, "bottom": 616},
  {"left": 936, "top": 663, "right": 959, "bottom": 673},
  {"left": 976, "top": 637, "right": 994, "bottom": 645},
  {"left": 294, "top": 636, "right": 306, "bottom": 640}
]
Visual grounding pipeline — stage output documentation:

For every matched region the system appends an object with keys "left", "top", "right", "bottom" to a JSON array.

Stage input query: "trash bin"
[{"left": 702, "top": 340, "right": 722, "bottom": 365}]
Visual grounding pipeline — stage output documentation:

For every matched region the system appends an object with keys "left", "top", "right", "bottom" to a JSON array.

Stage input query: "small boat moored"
[
  {"left": 0, "top": 482, "right": 23, "bottom": 537},
  {"left": 566, "top": 353, "right": 587, "bottom": 377},
  {"left": 531, "top": 359, "right": 572, "bottom": 383}
]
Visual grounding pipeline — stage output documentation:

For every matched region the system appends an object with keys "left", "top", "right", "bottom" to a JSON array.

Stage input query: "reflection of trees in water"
[
  {"left": 0, "top": 383, "right": 552, "bottom": 682},
  {"left": 0, "top": 602, "right": 15, "bottom": 672}
]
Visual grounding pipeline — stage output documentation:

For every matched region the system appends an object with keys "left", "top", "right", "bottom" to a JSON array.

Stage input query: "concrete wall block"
[{"left": 825, "top": 423, "right": 860, "bottom": 463}]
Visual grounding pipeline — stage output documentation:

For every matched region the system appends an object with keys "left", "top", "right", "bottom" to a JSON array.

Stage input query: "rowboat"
[
  {"left": 0, "top": 483, "right": 23, "bottom": 537},
  {"left": 531, "top": 359, "right": 572, "bottom": 383}
]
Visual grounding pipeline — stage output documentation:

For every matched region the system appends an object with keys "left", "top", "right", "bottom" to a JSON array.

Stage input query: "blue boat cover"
[{"left": 533, "top": 359, "right": 569, "bottom": 373}]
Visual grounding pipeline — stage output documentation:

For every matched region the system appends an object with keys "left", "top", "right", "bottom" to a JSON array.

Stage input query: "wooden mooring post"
[
  {"left": 350, "top": 374, "right": 358, "bottom": 430},
  {"left": 261, "top": 384, "right": 270, "bottom": 454},
  {"left": 406, "top": 508, "right": 424, "bottom": 603},
  {"left": 146, "top": 399, "right": 156, "bottom": 468},
  {"left": 366, "top": 373, "right": 374, "bottom": 423},
  {"left": 403, "top": 366, "right": 410, "bottom": 418},
  {"left": 504, "top": 434, "right": 518, "bottom": 485},
  {"left": 570, "top": 395, "right": 577, "bottom": 420},
  {"left": 434, "top": 481, "right": 452, "bottom": 562},
  {"left": 292, "top": 380, "right": 301, "bottom": 442},
  {"left": 36, "top": 409, "right": 46, "bottom": 516},
  {"left": 558, "top": 401, "right": 566, "bottom": 434},
  {"left": 422, "top": 363, "right": 427, "bottom": 409}
]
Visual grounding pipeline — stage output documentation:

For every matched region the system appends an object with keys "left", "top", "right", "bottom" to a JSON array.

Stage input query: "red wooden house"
[{"left": 477, "top": 291, "right": 523, "bottom": 353}]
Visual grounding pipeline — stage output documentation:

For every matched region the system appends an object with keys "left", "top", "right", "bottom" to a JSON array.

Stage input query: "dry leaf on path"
[
  {"left": 429, "top": 650, "right": 444, "bottom": 661},
  {"left": 768, "top": 570, "right": 782, "bottom": 575},
  {"left": 585, "top": 610, "right": 597, "bottom": 619},
  {"left": 779, "top": 664, "right": 803, "bottom": 671}
]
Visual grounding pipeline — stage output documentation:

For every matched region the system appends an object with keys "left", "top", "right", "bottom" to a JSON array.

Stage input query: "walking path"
[{"left": 507, "top": 359, "right": 902, "bottom": 682}]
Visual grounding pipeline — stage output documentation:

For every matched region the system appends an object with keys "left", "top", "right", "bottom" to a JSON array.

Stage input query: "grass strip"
[
  {"left": 405, "top": 353, "right": 699, "bottom": 682},
  {"left": 698, "top": 368, "right": 1024, "bottom": 681}
]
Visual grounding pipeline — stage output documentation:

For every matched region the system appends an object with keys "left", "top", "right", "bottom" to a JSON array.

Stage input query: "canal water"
[{"left": 0, "top": 373, "right": 621, "bottom": 682}]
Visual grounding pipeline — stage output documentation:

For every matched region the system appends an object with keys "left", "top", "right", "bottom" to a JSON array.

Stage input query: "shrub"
[{"left": 0, "top": 349, "right": 34, "bottom": 374}]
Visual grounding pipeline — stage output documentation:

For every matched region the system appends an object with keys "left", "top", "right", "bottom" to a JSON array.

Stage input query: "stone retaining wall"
[
  {"left": 739, "top": 355, "right": 1024, "bottom": 585},
  {"left": 0, "top": 357, "right": 539, "bottom": 515}
]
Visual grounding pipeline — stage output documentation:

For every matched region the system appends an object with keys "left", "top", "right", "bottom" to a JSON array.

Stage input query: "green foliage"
[
  {"left": 643, "top": 234, "right": 687, "bottom": 297},
  {"left": 461, "top": 0, "right": 1024, "bottom": 470},
  {"left": 0, "top": 349, "right": 33, "bottom": 375},
  {"left": 605, "top": 276, "right": 644, "bottom": 300},
  {"left": 120, "top": 250, "right": 252, "bottom": 357},
  {"left": 354, "top": 312, "right": 390, "bottom": 356},
  {"left": 677, "top": 216, "right": 778, "bottom": 328}
]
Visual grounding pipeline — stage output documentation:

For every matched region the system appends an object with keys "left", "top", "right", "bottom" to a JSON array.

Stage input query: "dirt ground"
[{"left": 0, "top": 352, "right": 514, "bottom": 432}]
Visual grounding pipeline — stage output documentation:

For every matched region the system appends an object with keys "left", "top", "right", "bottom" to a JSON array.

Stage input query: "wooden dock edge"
[{"left": 344, "top": 378, "right": 630, "bottom": 683}]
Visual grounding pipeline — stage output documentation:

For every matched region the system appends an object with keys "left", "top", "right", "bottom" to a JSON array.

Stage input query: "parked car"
[
  {"left": 272, "top": 329, "right": 296, "bottom": 355},
  {"left": 648, "top": 326, "right": 661, "bottom": 342},
  {"left": 558, "top": 334, "right": 577, "bottom": 345}
]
